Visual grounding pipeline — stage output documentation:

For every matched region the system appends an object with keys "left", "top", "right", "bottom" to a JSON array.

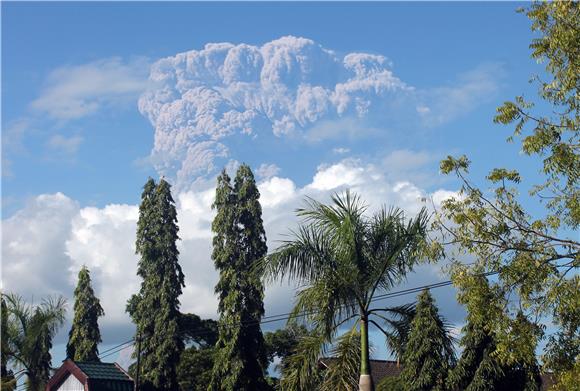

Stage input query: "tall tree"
[
  {"left": 399, "top": 290, "right": 455, "bottom": 391},
  {"left": 262, "top": 191, "right": 429, "bottom": 391},
  {"left": 66, "top": 266, "right": 104, "bottom": 361},
  {"left": 2, "top": 293, "right": 66, "bottom": 391},
  {"left": 209, "top": 165, "right": 270, "bottom": 391},
  {"left": 434, "top": 2, "right": 579, "bottom": 386},
  {"left": 127, "top": 178, "right": 185, "bottom": 391},
  {"left": 448, "top": 276, "right": 541, "bottom": 391}
]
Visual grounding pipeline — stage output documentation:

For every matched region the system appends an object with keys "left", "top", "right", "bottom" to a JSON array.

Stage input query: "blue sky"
[
  {"left": 2, "top": 1, "right": 549, "bottom": 369},
  {"left": 3, "top": 1, "right": 542, "bottom": 211}
]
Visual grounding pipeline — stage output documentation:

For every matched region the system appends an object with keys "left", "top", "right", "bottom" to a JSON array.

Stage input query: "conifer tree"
[
  {"left": 209, "top": 165, "right": 269, "bottom": 391},
  {"left": 448, "top": 277, "right": 541, "bottom": 391},
  {"left": 66, "top": 266, "right": 104, "bottom": 361},
  {"left": 400, "top": 290, "right": 455, "bottom": 391},
  {"left": 448, "top": 315, "right": 542, "bottom": 391},
  {"left": 127, "top": 178, "right": 185, "bottom": 391},
  {"left": 446, "top": 320, "right": 501, "bottom": 391}
]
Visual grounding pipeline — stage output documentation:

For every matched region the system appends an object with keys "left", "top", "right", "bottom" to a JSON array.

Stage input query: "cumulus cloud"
[
  {"left": 3, "top": 159, "right": 461, "bottom": 349},
  {"left": 2, "top": 193, "right": 79, "bottom": 296},
  {"left": 66, "top": 204, "right": 140, "bottom": 325},
  {"left": 31, "top": 57, "right": 149, "bottom": 120}
]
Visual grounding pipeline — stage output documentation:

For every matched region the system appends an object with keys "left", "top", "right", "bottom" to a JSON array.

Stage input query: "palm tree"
[
  {"left": 2, "top": 293, "right": 67, "bottom": 391},
  {"left": 262, "top": 191, "right": 429, "bottom": 391}
]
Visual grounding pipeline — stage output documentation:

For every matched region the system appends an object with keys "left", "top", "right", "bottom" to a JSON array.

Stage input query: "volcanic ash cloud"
[{"left": 138, "top": 36, "right": 411, "bottom": 188}]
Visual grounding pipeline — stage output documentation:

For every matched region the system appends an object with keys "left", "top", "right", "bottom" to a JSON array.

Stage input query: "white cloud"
[
  {"left": 332, "top": 147, "right": 350, "bottom": 154},
  {"left": 417, "top": 63, "right": 503, "bottom": 126},
  {"left": 256, "top": 163, "right": 281, "bottom": 180},
  {"left": 66, "top": 204, "right": 140, "bottom": 325},
  {"left": 47, "top": 134, "right": 84, "bottom": 155},
  {"left": 137, "top": 38, "right": 503, "bottom": 190},
  {"left": 138, "top": 36, "right": 411, "bottom": 188},
  {"left": 2, "top": 193, "right": 79, "bottom": 296},
  {"left": 3, "top": 159, "right": 461, "bottom": 344},
  {"left": 31, "top": 57, "right": 149, "bottom": 120},
  {"left": 259, "top": 177, "right": 296, "bottom": 209},
  {"left": 308, "top": 159, "right": 367, "bottom": 192}
]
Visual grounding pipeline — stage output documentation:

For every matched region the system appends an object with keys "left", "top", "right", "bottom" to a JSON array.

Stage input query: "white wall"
[{"left": 56, "top": 374, "right": 84, "bottom": 391}]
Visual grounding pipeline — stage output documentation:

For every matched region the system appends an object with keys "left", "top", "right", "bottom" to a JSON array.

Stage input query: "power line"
[
  {"left": 99, "top": 338, "right": 135, "bottom": 356},
  {"left": 10, "top": 272, "right": 500, "bottom": 390},
  {"left": 96, "top": 273, "right": 500, "bottom": 361},
  {"left": 100, "top": 340, "right": 135, "bottom": 359}
]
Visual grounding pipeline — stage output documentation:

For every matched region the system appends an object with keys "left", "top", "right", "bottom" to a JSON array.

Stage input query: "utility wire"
[
  {"left": 99, "top": 339, "right": 136, "bottom": 359},
  {"left": 95, "top": 272, "right": 501, "bottom": 361},
  {"left": 99, "top": 338, "right": 135, "bottom": 356}
]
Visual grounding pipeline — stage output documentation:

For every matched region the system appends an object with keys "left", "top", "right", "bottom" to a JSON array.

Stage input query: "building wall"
[{"left": 55, "top": 374, "right": 84, "bottom": 391}]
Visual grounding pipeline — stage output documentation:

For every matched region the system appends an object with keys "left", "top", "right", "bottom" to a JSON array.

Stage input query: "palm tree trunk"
[{"left": 359, "top": 316, "right": 374, "bottom": 391}]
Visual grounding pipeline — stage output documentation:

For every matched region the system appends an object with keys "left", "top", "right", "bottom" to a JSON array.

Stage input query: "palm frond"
[
  {"left": 263, "top": 224, "right": 335, "bottom": 284},
  {"left": 290, "top": 281, "right": 358, "bottom": 340},
  {"left": 279, "top": 332, "right": 328, "bottom": 391},
  {"left": 321, "top": 327, "right": 361, "bottom": 391},
  {"left": 365, "top": 207, "right": 430, "bottom": 303},
  {"left": 369, "top": 303, "right": 416, "bottom": 361}
]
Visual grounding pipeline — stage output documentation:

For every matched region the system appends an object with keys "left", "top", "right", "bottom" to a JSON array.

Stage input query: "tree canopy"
[
  {"left": 67, "top": 266, "right": 104, "bottom": 362},
  {"left": 400, "top": 290, "right": 455, "bottom": 391},
  {"left": 127, "top": 178, "right": 185, "bottom": 391},
  {"left": 434, "top": 2, "right": 579, "bottom": 386},
  {"left": 263, "top": 191, "right": 429, "bottom": 391},
  {"left": 2, "top": 294, "right": 66, "bottom": 391},
  {"left": 448, "top": 275, "right": 541, "bottom": 391},
  {"left": 209, "top": 165, "right": 270, "bottom": 391}
]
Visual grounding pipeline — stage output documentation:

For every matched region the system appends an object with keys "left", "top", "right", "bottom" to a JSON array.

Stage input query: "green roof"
[{"left": 75, "top": 361, "right": 132, "bottom": 381}]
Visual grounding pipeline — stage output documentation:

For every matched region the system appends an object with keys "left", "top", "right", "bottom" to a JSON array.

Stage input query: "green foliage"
[
  {"left": 209, "top": 165, "right": 270, "bottom": 391},
  {"left": 279, "top": 332, "right": 325, "bottom": 391},
  {"left": 320, "top": 328, "right": 361, "bottom": 391},
  {"left": 399, "top": 290, "right": 455, "bottom": 391},
  {"left": 376, "top": 376, "right": 403, "bottom": 391},
  {"left": 263, "top": 191, "right": 429, "bottom": 390},
  {"left": 179, "top": 313, "right": 218, "bottom": 348},
  {"left": 178, "top": 347, "right": 215, "bottom": 391},
  {"left": 495, "top": 2, "right": 580, "bottom": 229},
  {"left": 66, "top": 266, "right": 104, "bottom": 361},
  {"left": 435, "top": 2, "right": 579, "bottom": 376},
  {"left": 127, "top": 178, "right": 185, "bottom": 391},
  {"left": 265, "top": 324, "right": 310, "bottom": 365},
  {"left": 550, "top": 359, "right": 580, "bottom": 391},
  {"left": 1, "top": 297, "right": 16, "bottom": 391},
  {"left": 542, "top": 274, "right": 580, "bottom": 387},
  {"left": 448, "top": 276, "right": 542, "bottom": 391},
  {"left": 2, "top": 293, "right": 66, "bottom": 391},
  {"left": 447, "top": 275, "right": 505, "bottom": 391}
]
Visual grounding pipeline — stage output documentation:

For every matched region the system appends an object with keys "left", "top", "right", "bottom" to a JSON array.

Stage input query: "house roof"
[
  {"left": 46, "top": 359, "right": 133, "bottom": 391},
  {"left": 75, "top": 361, "right": 132, "bottom": 381}
]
